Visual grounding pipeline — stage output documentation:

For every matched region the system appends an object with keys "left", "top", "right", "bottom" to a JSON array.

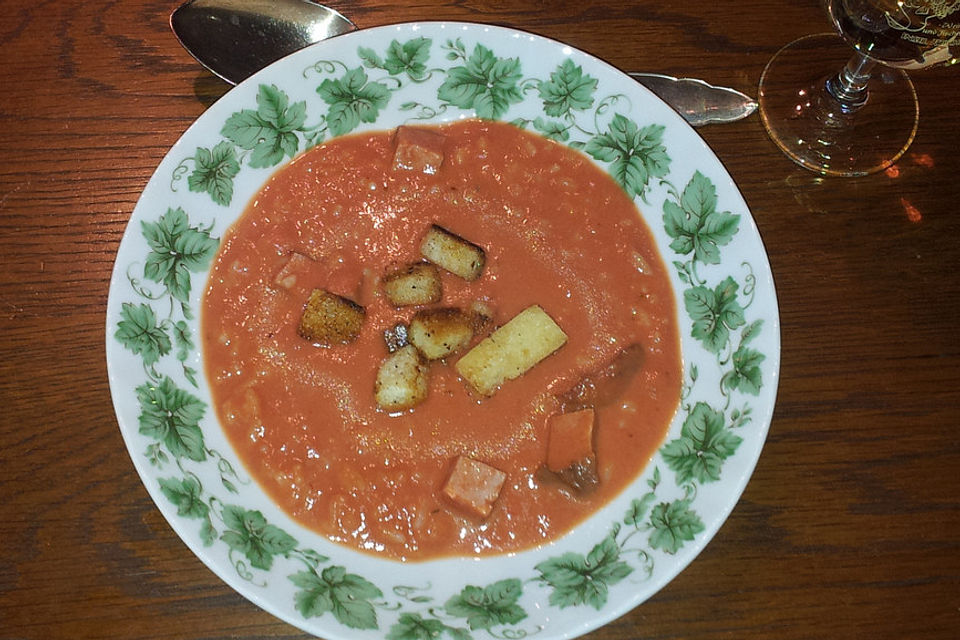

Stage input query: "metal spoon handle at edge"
[{"left": 629, "top": 72, "right": 758, "bottom": 127}]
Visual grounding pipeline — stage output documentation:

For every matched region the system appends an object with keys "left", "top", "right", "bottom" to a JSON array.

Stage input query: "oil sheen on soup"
[{"left": 203, "top": 119, "right": 682, "bottom": 561}]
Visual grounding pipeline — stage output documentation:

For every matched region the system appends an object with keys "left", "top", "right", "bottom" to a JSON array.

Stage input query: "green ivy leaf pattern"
[
  {"left": 159, "top": 472, "right": 217, "bottom": 546},
  {"left": 317, "top": 67, "right": 391, "bottom": 136},
  {"left": 661, "top": 402, "right": 743, "bottom": 485},
  {"left": 136, "top": 376, "right": 206, "bottom": 462},
  {"left": 648, "top": 500, "right": 706, "bottom": 554},
  {"left": 443, "top": 37, "right": 467, "bottom": 61},
  {"left": 159, "top": 476, "right": 209, "bottom": 520},
  {"left": 256, "top": 83, "right": 307, "bottom": 127},
  {"left": 360, "top": 38, "right": 431, "bottom": 79},
  {"left": 664, "top": 170, "right": 764, "bottom": 400},
  {"left": 146, "top": 442, "right": 170, "bottom": 467},
  {"left": 141, "top": 206, "right": 219, "bottom": 303},
  {"left": 172, "top": 319, "right": 193, "bottom": 361},
  {"left": 220, "top": 505, "right": 298, "bottom": 571},
  {"left": 443, "top": 579, "right": 527, "bottom": 631},
  {"left": 289, "top": 565, "right": 383, "bottom": 629},
  {"left": 663, "top": 170, "right": 740, "bottom": 264},
  {"left": 387, "top": 613, "right": 470, "bottom": 640},
  {"left": 530, "top": 116, "right": 571, "bottom": 141},
  {"left": 539, "top": 58, "right": 598, "bottom": 117},
  {"left": 199, "top": 517, "right": 217, "bottom": 547},
  {"left": 115, "top": 303, "right": 171, "bottom": 366},
  {"left": 535, "top": 534, "right": 633, "bottom": 610},
  {"left": 726, "top": 346, "right": 765, "bottom": 395},
  {"left": 386, "top": 38, "right": 432, "bottom": 79},
  {"left": 357, "top": 46, "right": 383, "bottom": 69},
  {"left": 684, "top": 276, "right": 746, "bottom": 355},
  {"left": 584, "top": 114, "right": 670, "bottom": 199},
  {"left": 187, "top": 141, "right": 240, "bottom": 205},
  {"left": 111, "top": 28, "right": 775, "bottom": 638},
  {"left": 739, "top": 318, "right": 764, "bottom": 346},
  {"left": 438, "top": 44, "right": 523, "bottom": 119},
  {"left": 624, "top": 491, "right": 657, "bottom": 526},
  {"left": 221, "top": 84, "right": 307, "bottom": 168},
  {"left": 660, "top": 167, "right": 764, "bottom": 516},
  {"left": 119, "top": 207, "right": 215, "bottom": 390}
]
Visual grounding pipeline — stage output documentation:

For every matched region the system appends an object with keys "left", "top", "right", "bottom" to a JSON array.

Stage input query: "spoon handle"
[{"left": 629, "top": 72, "right": 757, "bottom": 127}]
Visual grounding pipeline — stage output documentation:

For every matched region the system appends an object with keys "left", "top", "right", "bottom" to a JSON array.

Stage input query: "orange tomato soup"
[{"left": 202, "top": 119, "right": 681, "bottom": 561}]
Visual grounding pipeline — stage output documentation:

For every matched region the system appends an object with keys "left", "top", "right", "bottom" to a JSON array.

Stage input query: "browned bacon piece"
[
  {"left": 546, "top": 408, "right": 598, "bottom": 492},
  {"left": 560, "top": 343, "right": 646, "bottom": 412}
]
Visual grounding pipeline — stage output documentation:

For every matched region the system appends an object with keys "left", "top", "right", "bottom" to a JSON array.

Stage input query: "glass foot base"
[{"left": 758, "top": 33, "right": 918, "bottom": 177}]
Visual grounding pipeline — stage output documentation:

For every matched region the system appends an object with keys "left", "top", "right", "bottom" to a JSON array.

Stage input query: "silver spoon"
[{"left": 170, "top": 0, "right": 757, "bottom": 127}]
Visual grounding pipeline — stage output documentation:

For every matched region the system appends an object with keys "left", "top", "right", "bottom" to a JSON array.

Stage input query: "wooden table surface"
[{"left": 2, "top": 1, "right": 958, "bottom": 638}]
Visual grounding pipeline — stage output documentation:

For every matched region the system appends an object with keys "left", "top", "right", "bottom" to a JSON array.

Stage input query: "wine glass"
[{"left": 758, "top": 0, "right": 959, "bottom": 177}]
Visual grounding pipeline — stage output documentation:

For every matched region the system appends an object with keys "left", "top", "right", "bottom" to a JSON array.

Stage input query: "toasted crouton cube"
[
  {"left": 375, "top": 344, "right": 429, "bottom": 411},
  {"left": 420, "top": 225, "right": 485, "bottom": 281},
  {"left": 546, "top": 409, "right": 598, "bottom": 492},
  {"left": 382, "top": 262, "right": 442, "bottom": 306},
  {"left": 455, "top": 305, "right": 567, "bottom": 396},
  {"left": 441, "top": 455, "right": 507, "bottom": 519},
  {"left": 409, "top": 308, "right": 476, "bottom": 360},
  {"left": 393, "top": 126, "right": 446, "bottom": 174},
  {"left": 298, "top": 289, "right": 365, "bottom": 345},
  {"left": 272, "top": 251, "right": 315, "bottom": 290}
]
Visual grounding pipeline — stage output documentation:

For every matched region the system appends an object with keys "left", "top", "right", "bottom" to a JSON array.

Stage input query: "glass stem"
[{"left": 825, "top": 52, "right": 876, "bottom": 114}]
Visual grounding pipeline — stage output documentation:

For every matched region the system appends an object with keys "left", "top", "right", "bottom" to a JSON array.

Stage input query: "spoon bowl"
[{"left": 170, "top": 0, "right": 355, "bottom": 84}]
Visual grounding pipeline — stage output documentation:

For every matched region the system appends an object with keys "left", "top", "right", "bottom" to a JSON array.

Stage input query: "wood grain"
[{"left": 2, "top": 1, "right": 958, "bottom": 638}]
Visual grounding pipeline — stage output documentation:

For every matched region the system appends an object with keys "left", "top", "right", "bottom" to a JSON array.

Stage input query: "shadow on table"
[{"left": 192, "top": 74, "right": 231, "bottom": 108}]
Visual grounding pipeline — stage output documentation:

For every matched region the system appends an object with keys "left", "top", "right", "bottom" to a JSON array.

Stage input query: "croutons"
[
  {"left": 272, "top": 251, "right": 315, "bottom": 290},
  {"left": 455, "top": 305, "right": 567, "bottom": 396},
  {"left": 374, "top": 344, "right": 429, "bottom": 411},
  {"left": 420, "top": 225, "right": 486, "bottom": 281},
  {"left": 382, "top": 262, "right": 442, "bottom": 306},
  {"left": 298, "top": 289, "right": 365, "bottom": 344},
  {"left": 546, "top": 408, "right": 598, "bottom": 492},
  {"left": 393, "top": 126, "right": 446, "bottom": 174},
  {"left": 408, "top": 307, "right": 476, "bottom": 360},
  {"left": 441, "top": 455, "right": 507, "bottom": 519}
]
